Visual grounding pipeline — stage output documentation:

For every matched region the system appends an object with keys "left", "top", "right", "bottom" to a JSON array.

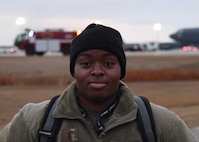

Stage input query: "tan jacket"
[{"left": 0, "top": 81, "right": 197, "bottom": 142}]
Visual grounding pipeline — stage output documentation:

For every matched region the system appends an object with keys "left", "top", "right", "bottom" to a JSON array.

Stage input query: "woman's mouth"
[{"left": 89, "top": 82, "right": 107, "bottom": 89}]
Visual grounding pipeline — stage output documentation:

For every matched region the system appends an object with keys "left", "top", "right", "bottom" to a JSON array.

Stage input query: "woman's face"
[{"left": 74, "top": 49, "right": 121, "bottom": 108}]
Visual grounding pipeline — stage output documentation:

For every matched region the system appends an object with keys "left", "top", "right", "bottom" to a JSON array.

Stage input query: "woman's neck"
[{"left": 77, "top": 93, "right": 119, "bottom": 111}]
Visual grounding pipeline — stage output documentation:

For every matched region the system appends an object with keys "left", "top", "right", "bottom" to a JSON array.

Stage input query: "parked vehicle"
[
  {"left": 0, "top": 46, "right": 17, "bottom": 54},
  {"left": 14, "top": 29, "right": 81, "bottom": 56}
]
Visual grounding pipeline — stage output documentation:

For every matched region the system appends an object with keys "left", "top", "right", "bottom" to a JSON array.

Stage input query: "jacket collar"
[{"left": 53, "top": 81, "right": 138, "bottom": 122}]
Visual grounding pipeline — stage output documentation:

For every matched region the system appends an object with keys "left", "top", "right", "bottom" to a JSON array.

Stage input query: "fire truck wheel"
[
  {"left": 25, "top": 45, "right": 35, "bottom": 56},
  {"left": 36, "top": 52, "right": 45, "bottom": 56},
  {"left": 61, "top": 44, "right": 70, "bottom": 55}
]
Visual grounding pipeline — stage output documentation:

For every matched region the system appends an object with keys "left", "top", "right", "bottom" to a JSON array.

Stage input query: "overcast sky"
[{"left": 1, "top": 0, "right": 199, "bottom": 45}]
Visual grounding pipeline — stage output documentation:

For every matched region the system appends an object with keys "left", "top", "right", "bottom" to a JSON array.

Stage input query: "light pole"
[
  {"left": 94, "top": 20, "right": 102, "bottom": 25},
  {"left": 153, "top": 23, "right": 162, "bottom": 49},
  {"left": 16, "top": 17, "right": 26, "bottom": 33}
]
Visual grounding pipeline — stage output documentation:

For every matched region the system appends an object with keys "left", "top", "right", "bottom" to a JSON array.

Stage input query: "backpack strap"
[
  {"left": 38, "top": 95, "right": 156, "bottom": 142},
  {"left": 134, "top": 96, "right": 157, "bottom": 142},
  {"left": 38, "top": 95, "right": 62, "bottom": 142}
]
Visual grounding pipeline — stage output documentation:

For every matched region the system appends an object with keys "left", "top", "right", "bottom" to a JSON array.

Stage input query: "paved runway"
[{"left": 1, "top": 48, "right": 199, "bottom": 57}]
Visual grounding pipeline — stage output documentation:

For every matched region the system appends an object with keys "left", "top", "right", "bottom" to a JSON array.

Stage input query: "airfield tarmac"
[{"left": 0, "top": 51, "right": 199, "bottom": 140}]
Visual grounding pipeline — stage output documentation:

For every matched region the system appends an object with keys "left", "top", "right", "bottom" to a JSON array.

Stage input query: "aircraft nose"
[{"left": 170, "top": 33, "right": 178, "bottom": 40}]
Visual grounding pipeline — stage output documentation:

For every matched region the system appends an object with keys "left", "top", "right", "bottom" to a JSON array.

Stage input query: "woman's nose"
[{"left": 91, "top": 63, "right": 104, "bottom": 76}]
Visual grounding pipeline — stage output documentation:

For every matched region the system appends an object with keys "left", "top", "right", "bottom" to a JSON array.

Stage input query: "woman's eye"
[
  {"left": 80, "top": 62, "right": 91, "bottom": 67},
  {"left": 104, "top": 62, "right": 114, "bottom": 67}
]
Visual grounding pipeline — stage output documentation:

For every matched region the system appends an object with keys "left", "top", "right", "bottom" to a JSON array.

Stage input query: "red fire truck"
[{"left": 14, "top": 29, "right": 81, "bottom": 56}]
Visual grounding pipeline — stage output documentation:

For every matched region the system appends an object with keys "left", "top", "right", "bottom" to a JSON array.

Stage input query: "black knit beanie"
[{"left": 70, "top": 23, "right": 126, "bottom": 79}]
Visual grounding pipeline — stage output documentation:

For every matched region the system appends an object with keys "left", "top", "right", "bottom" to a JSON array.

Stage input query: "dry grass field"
[{"left": 0, "top": 54, "right": 199, "bottom": 130}]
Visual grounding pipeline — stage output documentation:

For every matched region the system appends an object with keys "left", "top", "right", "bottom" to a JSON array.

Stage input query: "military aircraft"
[{"left": 170, "top": 28, "right": 199, "bottom": 46}]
